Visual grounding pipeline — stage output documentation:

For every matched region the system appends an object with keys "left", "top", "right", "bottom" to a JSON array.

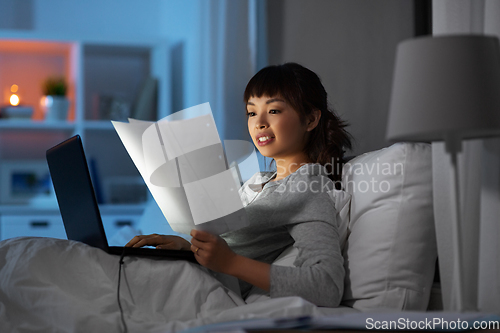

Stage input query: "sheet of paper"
[
  {"left": 224, "top": 139, "right": 260, "bottom": 183},
  {"left": 112, "top": 103, "right": 259, "bottom": 235}
]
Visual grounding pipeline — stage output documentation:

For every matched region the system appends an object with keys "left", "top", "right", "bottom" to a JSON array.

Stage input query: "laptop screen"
[{"left": 46, "top": 135, "right": 109, "bottom": 251}]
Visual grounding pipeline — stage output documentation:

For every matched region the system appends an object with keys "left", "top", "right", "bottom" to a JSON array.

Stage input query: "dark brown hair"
[{"left": 244, "top": 62, "right": 352, "bottom": 183}]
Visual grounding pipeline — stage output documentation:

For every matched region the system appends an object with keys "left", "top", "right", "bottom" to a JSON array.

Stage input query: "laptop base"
[{"left": 108, "top": 246, "right": 197, "bottom": 263}]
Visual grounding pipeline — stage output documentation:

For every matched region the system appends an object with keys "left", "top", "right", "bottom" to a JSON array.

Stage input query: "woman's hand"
[
  {"left": 190, "top": 229, "right": 238, "bottom": 274},
  {"left": 125, "top": 234, "right": 191, "bottom": 251}
]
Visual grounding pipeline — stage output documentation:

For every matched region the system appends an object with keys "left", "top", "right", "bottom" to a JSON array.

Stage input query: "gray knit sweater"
[{"left": 221, "top": 163, "right": 346, "bottom": 307}]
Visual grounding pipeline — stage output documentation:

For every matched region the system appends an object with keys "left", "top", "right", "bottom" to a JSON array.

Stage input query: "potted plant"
[{"left": 43, "top": 77, "right": 69, "bottom": 121}]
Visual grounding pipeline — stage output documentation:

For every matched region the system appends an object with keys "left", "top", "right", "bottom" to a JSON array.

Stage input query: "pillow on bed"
[{"left": 340, "top": 142, "right": 437, "bottom": 311}]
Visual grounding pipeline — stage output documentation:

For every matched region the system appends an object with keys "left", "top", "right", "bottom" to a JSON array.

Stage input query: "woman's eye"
[
  {"left": 269, "top": 109, "right": 280, "bottom": 114},
  {"left": 246, "top": 112, "right": 255, "bottom": 117}
]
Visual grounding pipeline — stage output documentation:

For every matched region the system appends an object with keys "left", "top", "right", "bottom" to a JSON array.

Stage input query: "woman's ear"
[{"left": 306, "top": 109, "right": 321, "bottom": 131}]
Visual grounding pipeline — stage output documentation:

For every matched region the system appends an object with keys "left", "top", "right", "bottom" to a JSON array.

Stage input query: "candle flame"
[{"left": 10, "top": 94, "right": 20, "bottom": 106}]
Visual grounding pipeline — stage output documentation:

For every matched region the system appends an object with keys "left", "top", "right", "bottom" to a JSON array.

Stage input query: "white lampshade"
[{"left": 386, "top": 35, "right": 500, "bottom": 142}]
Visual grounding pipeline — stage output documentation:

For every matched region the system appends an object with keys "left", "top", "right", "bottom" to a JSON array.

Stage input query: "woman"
[{"left": 126, "top": 63, "right": 352, "bottom": 307}]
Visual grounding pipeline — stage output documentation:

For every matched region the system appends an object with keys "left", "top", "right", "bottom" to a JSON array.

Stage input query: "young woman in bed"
[{"left": 126, "top": 62, "right": 352, "bottom": 307}]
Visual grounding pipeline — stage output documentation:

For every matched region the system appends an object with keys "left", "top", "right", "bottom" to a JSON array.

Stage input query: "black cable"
[{"left": 117, "top": 249, "right": 128, "bottom": 333}]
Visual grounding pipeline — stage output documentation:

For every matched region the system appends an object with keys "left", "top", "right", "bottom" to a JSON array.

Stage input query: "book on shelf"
[
  {"left": 132, "top": 77, "right": 157, "bottom": 121},
  {"left": 111, "top": 102, "right": 259, "bottom": 236}
]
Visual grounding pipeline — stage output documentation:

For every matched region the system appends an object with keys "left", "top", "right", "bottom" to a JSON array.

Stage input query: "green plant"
[{"left": 43, "top": 77, "right": 67, "bottom": 96}]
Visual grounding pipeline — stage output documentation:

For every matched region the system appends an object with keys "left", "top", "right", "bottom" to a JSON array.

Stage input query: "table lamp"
[{"left": 386, "top": 34, "right": 500, "bottom": 312}]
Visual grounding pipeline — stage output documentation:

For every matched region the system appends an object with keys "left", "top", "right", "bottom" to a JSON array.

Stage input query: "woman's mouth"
[{"left": 256, "top": 136, "right": 274, "bottom": 146}]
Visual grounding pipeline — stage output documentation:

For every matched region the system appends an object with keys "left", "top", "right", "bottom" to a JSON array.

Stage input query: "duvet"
[{"left": 0, "top": 237, "right": 353, "bottom": 332}]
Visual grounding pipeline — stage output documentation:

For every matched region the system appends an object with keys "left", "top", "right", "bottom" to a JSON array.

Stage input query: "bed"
[{"left": 0, "top": 142, "right": 438, "bottom": 332}]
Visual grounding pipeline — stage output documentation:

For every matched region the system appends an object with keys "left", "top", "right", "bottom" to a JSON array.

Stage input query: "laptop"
[{"left": 46, "top": 135, "right": 197, "bottom": 263}]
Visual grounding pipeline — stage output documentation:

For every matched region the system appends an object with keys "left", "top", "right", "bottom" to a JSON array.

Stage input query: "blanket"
[{"left": 0, "top": 237, "right": 354, "bottom": 333}]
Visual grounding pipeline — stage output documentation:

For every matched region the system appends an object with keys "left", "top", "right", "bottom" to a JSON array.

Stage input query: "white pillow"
[{"left": 340, "top": 142, "right": 437, "bottom": 311}]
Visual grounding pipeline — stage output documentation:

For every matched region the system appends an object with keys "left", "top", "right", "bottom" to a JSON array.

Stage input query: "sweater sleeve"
[
  {"left": 269, "top": 175, "right": 345, "bottom": 307},
  {"left": 269, "top": 220, "right": 344, "bottom": 307}
]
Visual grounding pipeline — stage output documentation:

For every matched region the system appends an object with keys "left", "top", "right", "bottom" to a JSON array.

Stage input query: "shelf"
[
  {"left": 0, "top": 119, "right": 76, "bottom": 131},
  {"left": 98, "top": 204, "right": 147, "bottom": 215},
  {"left": 0, "top": 203, "right": 146, "bottom": 216},
  {"left": 82, "top": 120, "right": 114, "bottom": 131},
  {"left": 0, "top": 205, "right": 60, "bottom": 215},
  {"left": 0, "top": 31, "right": 166, "bottom": 47}
]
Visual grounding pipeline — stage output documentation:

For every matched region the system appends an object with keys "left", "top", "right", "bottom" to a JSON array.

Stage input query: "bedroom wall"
[
  {"left": 34, "top": 1, "right": 156, "bottom": 38},
  {"left": 1, "top": 0, "right": 415, "bottom": 155},
  {"left": 266, "top": 0, "right": 415, "bottom": 155},
  {"left": 158, "top": 0, "right": 203, "bottom": 113},
  {"left": 0, "top": 0, "right": 164, "bottom": 39}
]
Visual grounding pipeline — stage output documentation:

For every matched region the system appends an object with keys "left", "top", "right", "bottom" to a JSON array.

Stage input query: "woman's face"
[{"left": 246, "top": 96, "right": 311, "bottom": 162}]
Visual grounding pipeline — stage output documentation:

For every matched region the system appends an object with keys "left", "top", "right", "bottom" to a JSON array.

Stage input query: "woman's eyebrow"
[
  {"left": 266, "top": 98, "right": 285, "bottom": 104},
  {"left": 246, "top": 98, "right": 285, "bottom": 106}
]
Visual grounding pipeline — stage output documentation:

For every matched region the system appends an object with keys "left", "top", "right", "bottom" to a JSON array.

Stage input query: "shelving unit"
[
  {"left": 0, "top": 120, "right": 76, "bottom": 131},
  {"left": 0, "top": 33, "right": 171, "bottom": 241}
]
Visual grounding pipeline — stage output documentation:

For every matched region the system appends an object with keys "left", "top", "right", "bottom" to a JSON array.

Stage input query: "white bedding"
[{"left": 0, "top": 237, "right": 355, "bottom": 333}]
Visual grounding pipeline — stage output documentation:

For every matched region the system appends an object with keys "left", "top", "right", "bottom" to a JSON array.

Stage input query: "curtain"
[
  {"left": 432, "top": 0, "right": 500, "bottom": 313},
  {"left": 191, "top": 0, "right": 266, "bottom": 142}
]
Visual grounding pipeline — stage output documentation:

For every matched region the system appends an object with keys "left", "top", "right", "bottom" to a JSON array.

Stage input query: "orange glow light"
[
  {"left": 40, "top": 96, "right": 47, "bottom": 108},
  {"left": 10, "top": 84, "right": 19, "bottom": 93},
  {"left": 10, "top": 94, "right": 20, "bottom": 106}
]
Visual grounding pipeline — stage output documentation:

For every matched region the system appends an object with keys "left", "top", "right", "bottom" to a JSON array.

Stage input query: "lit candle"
[{"left": 9, "top": 84, "right": 20, "bottom": 106}]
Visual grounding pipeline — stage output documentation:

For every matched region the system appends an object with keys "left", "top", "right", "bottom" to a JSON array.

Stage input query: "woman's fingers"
[
  {"left": 133, "top": 234, "right": 160, "bottom": 247},
  {"left": 125, "top": 234, "right": 184, "bottom": 249},
  {"left": 190, "top": 229, "right": 214, "bottom": 242},
  {"left": 190, "top": 229, "right": 219, "bottom": 255},
  {"left": 156, "top": 236, "right": 189, "bottom": 250},
  {"left": 126, "top": 232, "right": 218, "bottom": 252},
  {"left": 190, "top": 237, "right": 201, "bottom": 248},
  {"left": 191, "top": 244, "right": 201, "bottom": 255},
  {"left": 190, "top": 232, "right": 221, "bottom": 255},
  {"left": 125, "top": 235, "right": 147, "bottom": 247},
  {"left": 189, "top": 230, "right": 237, "bottom": 274},
  {"left": 190, "top": 237, "right": 209, "bottom": 255},
  {"left": 133, "top": 237, "right": 159, "bottom": 248}
]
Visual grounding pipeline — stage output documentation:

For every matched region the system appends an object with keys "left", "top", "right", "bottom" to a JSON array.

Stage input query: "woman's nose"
[{"left": 255, "top": 115, "right": 268, "bottom": 129}]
